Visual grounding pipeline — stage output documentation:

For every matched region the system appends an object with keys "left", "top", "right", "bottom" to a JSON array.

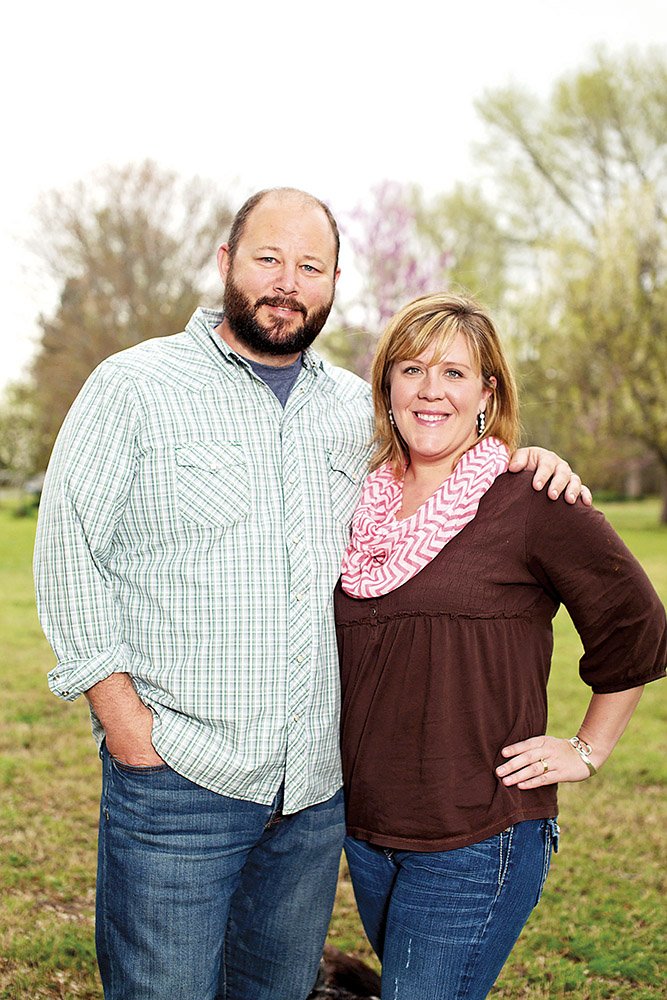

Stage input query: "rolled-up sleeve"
[{"left": 34, "top": 364, "right": 139, "bottom": 700}]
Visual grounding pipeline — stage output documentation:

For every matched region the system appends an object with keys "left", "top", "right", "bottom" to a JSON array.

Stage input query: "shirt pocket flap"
[
  {"left": 326, "top": 449, "right": 367, "bottom": 484},
  {"left": 326, "top": 448, "right": 367, "bottom": 524},
  {"left": 175, "top": 440, "right": 243, "bottom": 472},
  {"left": 175, "top": 440, "right": 249, "bottom": 527}
]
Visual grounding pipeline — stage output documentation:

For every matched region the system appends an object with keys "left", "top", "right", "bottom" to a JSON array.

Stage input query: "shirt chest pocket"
[
  {"left": 327, "top": 449, "right": 367, "bottom": 525},
  {"left": 175, "top": 440, "right": 250, "bottom": 527}
]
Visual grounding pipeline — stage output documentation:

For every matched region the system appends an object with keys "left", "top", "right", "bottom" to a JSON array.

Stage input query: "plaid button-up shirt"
[{"left": 34, "top": 309, "right": 373, "bottom": 812}]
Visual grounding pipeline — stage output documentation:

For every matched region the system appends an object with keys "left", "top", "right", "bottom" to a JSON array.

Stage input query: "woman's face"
[{"left": 389, "top": 332, "right": 492, "bottom": 475}]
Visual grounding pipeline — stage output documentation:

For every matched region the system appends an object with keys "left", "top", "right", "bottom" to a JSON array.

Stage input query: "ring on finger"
[{"left": 540, "top": 758, "right": 549, "bottom": 774}]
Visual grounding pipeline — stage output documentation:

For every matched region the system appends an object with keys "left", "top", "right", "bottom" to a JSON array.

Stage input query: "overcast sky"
[{"left": 2, "top": 0, "right": 665, "bottom": 389}]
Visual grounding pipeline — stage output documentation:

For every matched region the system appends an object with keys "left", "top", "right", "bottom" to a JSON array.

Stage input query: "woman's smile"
[{"left": 389, "top": 332, "right": 491, "bottom": 473}]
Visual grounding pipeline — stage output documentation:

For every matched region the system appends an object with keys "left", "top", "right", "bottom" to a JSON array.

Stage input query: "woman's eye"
[{"left": 446, "top": 369, "right": 463, "bottom": 378}]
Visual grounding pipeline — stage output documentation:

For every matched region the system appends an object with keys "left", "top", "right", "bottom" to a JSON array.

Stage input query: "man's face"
[{"left": 218, "top": 194, "right": 340, "bottom": 361}]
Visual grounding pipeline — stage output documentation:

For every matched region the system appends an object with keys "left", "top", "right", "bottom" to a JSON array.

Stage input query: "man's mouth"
[
  {"left": 256, "top": 297, "right": 307, "bottom": 318},
  {"left": 270, "top": 306, "right": 300, "bottom": 316}
]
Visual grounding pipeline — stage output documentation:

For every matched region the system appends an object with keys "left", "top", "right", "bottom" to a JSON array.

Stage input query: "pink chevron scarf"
[{"left": 341, "top": 437, "right": 510, "bottom": 598}]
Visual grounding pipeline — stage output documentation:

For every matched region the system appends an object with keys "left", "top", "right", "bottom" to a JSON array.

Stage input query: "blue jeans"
[
  {"left": 345, "top": 819, "right": 559, "bottom": 1000},
  {"left": 96, "top": 745, "right": 345, "bottom": 1000}
]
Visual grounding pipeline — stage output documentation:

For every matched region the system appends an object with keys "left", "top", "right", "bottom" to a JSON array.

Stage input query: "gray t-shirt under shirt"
[{"left": 247, "top": 355, "right": 303, "bottom": 407}]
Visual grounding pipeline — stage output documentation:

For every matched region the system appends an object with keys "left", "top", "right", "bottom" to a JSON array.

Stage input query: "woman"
[{"left": 334, "top": 293, "right": 666, "bottom": 1000}]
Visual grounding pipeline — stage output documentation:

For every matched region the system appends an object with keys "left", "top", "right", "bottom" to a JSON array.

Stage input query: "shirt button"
[
  {"left": 297, "top": 655, "right": 305, "bottom": 663},
  {"left": 370, "top": 607, "right": 378, "bottom": 617}
]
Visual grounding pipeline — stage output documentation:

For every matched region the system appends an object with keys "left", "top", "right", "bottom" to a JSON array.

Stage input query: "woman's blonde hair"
[{"left": 370, "top": 292, "right": 520, "bottom": 476}]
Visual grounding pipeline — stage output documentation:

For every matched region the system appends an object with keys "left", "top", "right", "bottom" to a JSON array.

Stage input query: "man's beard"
[{"left": 223, "top": 271, "right": 334, "bottom": 357}]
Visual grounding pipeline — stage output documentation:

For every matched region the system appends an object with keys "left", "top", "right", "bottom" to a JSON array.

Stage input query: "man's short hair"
[{"left": 226, "top": 188, "right": 340, "bottom": 271}]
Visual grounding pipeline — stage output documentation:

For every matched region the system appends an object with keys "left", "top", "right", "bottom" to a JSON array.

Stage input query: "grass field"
[{"left": 0, "top": 499, "right": 665, "bottom": 999}]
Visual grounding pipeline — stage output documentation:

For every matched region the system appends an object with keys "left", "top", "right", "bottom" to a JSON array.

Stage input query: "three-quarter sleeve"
[{"left": 525, "top": 492, "right": 666, "bottom": 693}]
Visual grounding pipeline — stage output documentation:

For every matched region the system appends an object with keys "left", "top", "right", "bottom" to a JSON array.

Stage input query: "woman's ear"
[{"left": 483, "top": 374, "right": 497, "bottom": 402}]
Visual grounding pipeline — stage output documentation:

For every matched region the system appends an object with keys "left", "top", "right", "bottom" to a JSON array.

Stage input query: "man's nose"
[{"left": 273, "top": 263, "right": 298, "bottom": 296}]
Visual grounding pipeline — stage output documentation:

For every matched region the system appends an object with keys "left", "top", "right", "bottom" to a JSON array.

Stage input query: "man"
[{"left": 34, "top": 187, "right": 585, "bottom": 1000}]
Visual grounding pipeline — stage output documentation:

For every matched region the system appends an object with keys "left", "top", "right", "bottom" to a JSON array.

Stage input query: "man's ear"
[{"left": 217, "top": 244, "right": 231, "bottom": 282}]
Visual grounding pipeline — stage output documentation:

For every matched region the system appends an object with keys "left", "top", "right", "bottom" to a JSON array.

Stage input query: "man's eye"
[
  {"left": 301, "top": 264, "right": 319, "bottom": 273},
  {"left": 259, "top": 256, "right": 277, "bottom": 263}
]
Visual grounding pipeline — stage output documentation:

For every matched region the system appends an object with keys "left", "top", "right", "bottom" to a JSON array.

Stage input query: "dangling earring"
[
  {"left": 389, "top": 409, "right": 396, "bottom": 427},
  {"left": 476, "top": 410, "right": 486, "bottom": 435}
]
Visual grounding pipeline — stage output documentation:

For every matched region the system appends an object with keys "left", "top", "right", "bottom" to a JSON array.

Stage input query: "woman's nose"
[{"left": 418, "top": 371, "right": 445, "bottom": 399}]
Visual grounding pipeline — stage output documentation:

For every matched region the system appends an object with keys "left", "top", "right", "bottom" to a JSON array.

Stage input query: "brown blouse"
[{"left": 334, "top": 471, "right": 666, "bottom": 852}]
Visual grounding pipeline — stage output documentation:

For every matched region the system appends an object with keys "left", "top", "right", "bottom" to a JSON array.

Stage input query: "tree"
[
  {"left": 321, "top": 181, "right": 453, "bottom": 376},
  {"left": 476, "top": 47, "right": 666, "bottom": 250},
  {"left": 536, "top": 188, "right": 667, "bottom": 515},
  {"left": 30, "top": 160, "right": 234, "bottom": 464},
  {"left": 0, "top": 381, "right": 41, "bottom": 485},
  {"left": 475, "top": 47, "right": 667, "bottom": 518},
  {"left": 415, "top": 184, "right": 509, "bottom": 311},
  {"left": 320, "top": 179, "right": 513, "bottom": 379}
]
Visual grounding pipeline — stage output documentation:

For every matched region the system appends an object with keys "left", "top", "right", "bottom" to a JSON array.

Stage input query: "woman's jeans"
[
  {"left": 96, "top": 744, "right": 345, "bottom": 1000},
  {"left": 345, "top": 818, "right": 559, "bottom": 1000}
]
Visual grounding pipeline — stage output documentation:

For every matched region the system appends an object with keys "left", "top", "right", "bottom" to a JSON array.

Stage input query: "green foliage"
[
  {"left": 0, "top": 382, "right": 41, "bottom": 482},
  {"left": 475, "top": 48, "right": 667, "bottom": 516},
  {"left": 476, "top": 47, "right": 666, "bottom": 246},
  {"left": 0, "top": 499, "right": 664, "bottom": 997},
  {"left": 417, "top": 184, "right": 509, "bottom": 309},
  {"left": 0, "top": 505, "right": 100, "bottom": 997}
]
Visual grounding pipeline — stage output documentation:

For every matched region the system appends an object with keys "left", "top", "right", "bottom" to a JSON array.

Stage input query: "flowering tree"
[{"left": 324, "top": 181, "right": 452, "bottom": 377}]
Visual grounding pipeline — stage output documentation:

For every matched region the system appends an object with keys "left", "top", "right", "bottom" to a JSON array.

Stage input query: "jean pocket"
[
  {"left": 412, "top": 833, "right": 505, "bottom": 890},
  {"left": 109, "top": 755, "right": 170, "bottom": 775}
]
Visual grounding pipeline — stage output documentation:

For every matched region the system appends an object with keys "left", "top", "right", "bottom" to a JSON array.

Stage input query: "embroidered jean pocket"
[
  {"left": 327, "top": 449, "right": 367, "bottom": 524},
  {"left": 175, "top": 440, "right": 250, "bottom": 527}
]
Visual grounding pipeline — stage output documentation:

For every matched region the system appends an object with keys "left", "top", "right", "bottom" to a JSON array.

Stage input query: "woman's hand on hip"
[{"left": 496, "top": 734, "right": 592, "bottom": 788}]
